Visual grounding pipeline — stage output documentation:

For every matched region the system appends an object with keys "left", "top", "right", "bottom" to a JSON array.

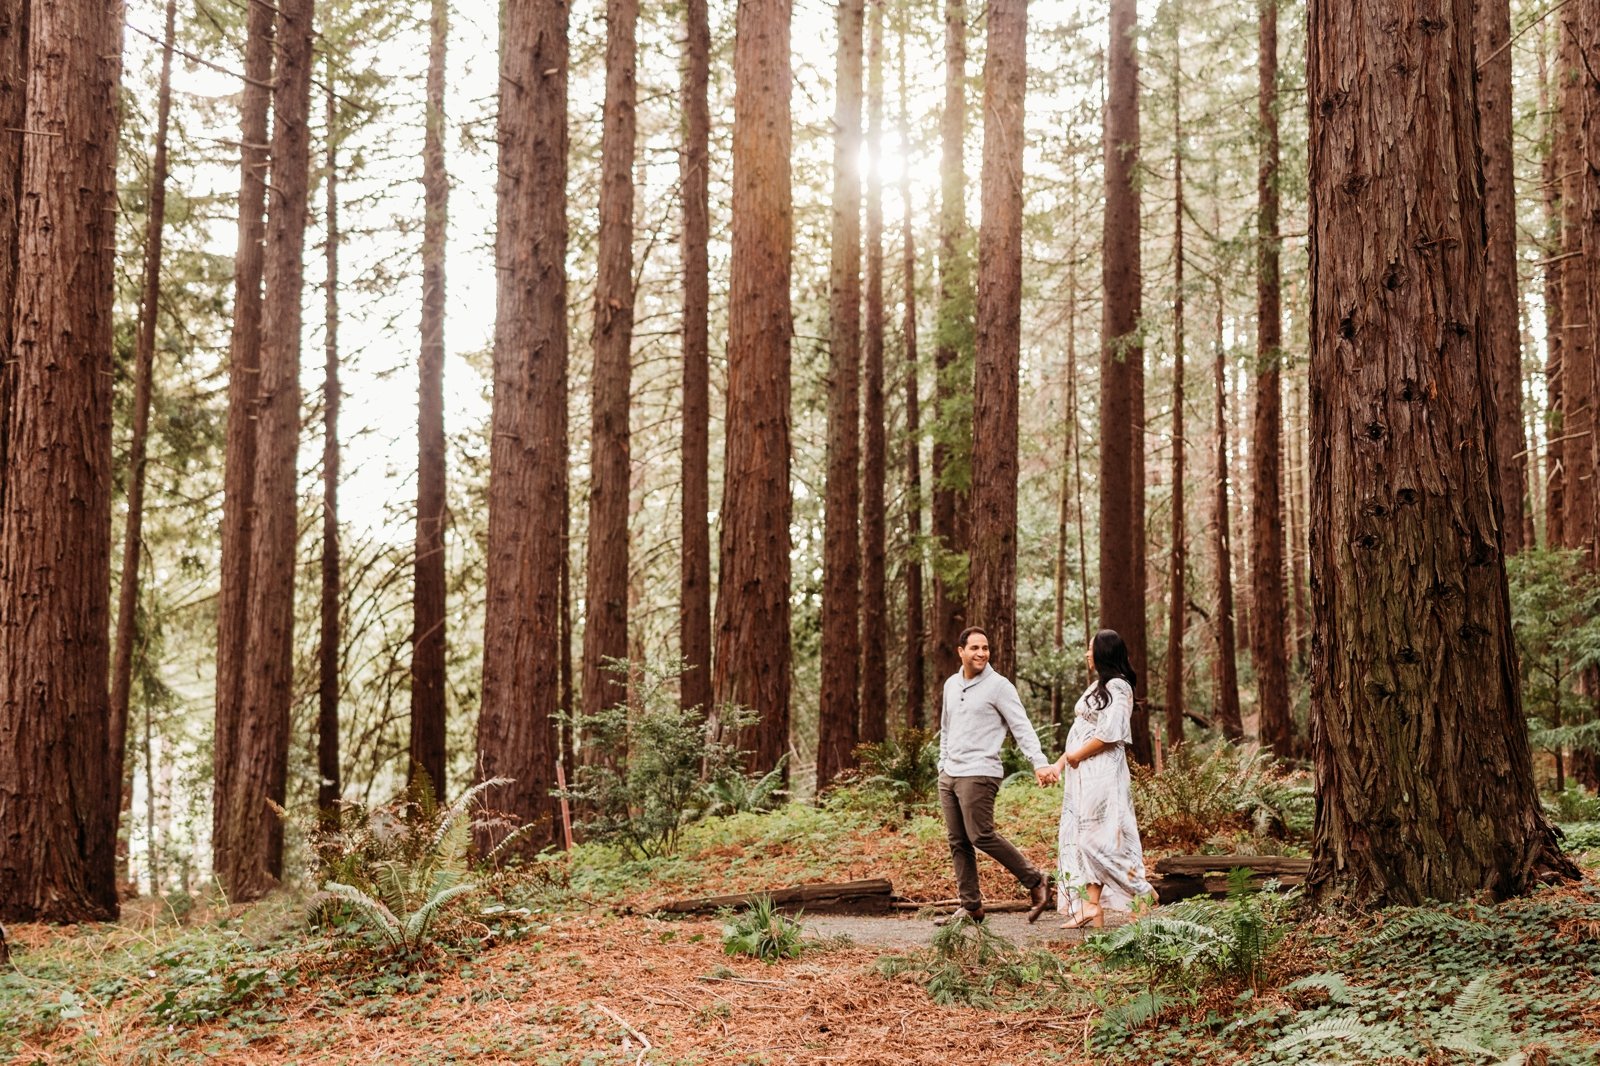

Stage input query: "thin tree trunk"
[
  {"left": 1252, "top": 0, "right": 1291, "bottom": 756},
  {"left": 1540, "top": 28, "right": 1563, "bottom": 548},
  {"left": 679, "top": 0, "right": 713, "bottom": 718},
  {"left": 318, "top": 65, "right": 342, "bottom": 825},
  {"left": 860, "top": 0, "right": 888, "bottom": 747},
  {"left": 0, "top": 0, "right": 123, "bottom": 923},
  {"left": 1212, "top": 273, "right": 1243, "bottom": 740},
  {"left": 898, "top": 18, "right": 925, "bottom": 732},
  {"left": 930, "top": 0, "right": 970, "bottom": 680},
  {"left": 1100, "top": 0, "right": 1152, "bottom": 762},
  {"left": 1165, "top": 57, "right": 1186, "bottom": 750},
  {"left": 1288, "top": 374, "right": 1309, "bottom": 668},
  {"left": 410, "top": 0, "right": 450, "bottom": 797},
  {"left": 819, "top": 0, "right": 864, "bottom": 790},
  {"left": 582, "top": 0, "right": 638, "bottom": 762},
  {"left": 713, "top": 0, "right": 793, "bottom": 775},
  {"left": 220, "top": 0, "right": 316, "bottom": 900},
  {"left": 112, "top": 0, "right": 178, "bottom": 886},
  {"left": 1477, "top": 0, "right": 1527, "bottom": 553},
  {"left": 968, "top": 0, "right": 1027, "bottom": 681},
  {"left": 1306, "top": 0, "right": 1575, "bottom": 903},
  {"left": 478, "top": 0, "right": 569, "bottom": 854},
  {"left": 212, "top": 0, "right": 274, "bottom": 895}
]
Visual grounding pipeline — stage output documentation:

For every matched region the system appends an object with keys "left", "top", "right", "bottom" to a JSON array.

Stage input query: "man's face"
[{"left": 959, "top": 633, "right": 990, "bottom": 676}]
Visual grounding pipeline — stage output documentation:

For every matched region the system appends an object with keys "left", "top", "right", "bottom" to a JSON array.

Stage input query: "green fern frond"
[
  {"left": 430, "top": 776, "right": 513, "bottom": 854},
  {"left": 320, "top": 881, "right": 404, "bottom": 947},
  {"left": 1267, "top": 1015, "right": 1411, "bottom": 1059},
  {"left": 402, "top": 881, "right": 479, "bottom": 947},
  {"left": 1283, "top": 972, "right": 1354, "bottom": 1005}
]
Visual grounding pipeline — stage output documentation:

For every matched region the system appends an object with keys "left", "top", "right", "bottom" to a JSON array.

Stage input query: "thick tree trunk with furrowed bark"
[
  {"left": 477, "top": 0, "right": 570, "bottom": 854},
  {"left": 0, "top": 0, "right": 123, "bottom": 924},
  {"left": 583, "top": 0, "right": 637, "bottom": 766},
  {"left": 410, "top": 0, "right": 450, "bottom": 798},
  {"left": 967, "top": 0, "right": 1027, "bottom": 682},
  {"left": 1253, "top": 0, "right": 1292, "bottom": 756},
  {"left": 819, "top": 0, "right": 864, "bottom": 790},
  {"left": 713, "top": 0, "right": 793, "bottom": 775},
  {"left": 1100, "top": 0, "right": 1152, "bottom": 762},
  {"left": 1306, "top": 0, "right": 1575, "bottom": 904},
  {"left": 212, "top": 0, "right": 274, "bottom": 896},
  {"left": 679, "top": 0, "right": 713, "bottom": 719},
  {"left": 1557, "top": 12, "right": 1595, "bottom": 562}
]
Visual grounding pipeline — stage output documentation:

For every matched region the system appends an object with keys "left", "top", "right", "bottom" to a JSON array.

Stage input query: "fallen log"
[
  {"left": 655, "top": 877, "right": 895, "bottom": 915},
  {"left": 1154, "top": 854, "right": 1310, "bottom": 878},
  {"left": 890, "top": 898, "right": 1032, "bottom": 913}
]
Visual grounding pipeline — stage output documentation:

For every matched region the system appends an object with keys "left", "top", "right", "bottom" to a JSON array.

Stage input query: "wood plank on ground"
[{"left": 654, "top": 878, "right": 895, "bottom": 915}]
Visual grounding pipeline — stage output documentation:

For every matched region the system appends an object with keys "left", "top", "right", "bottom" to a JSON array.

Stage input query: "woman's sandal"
[{"left": 1061, "top": 907, "right": 1101, "bottom": 930}]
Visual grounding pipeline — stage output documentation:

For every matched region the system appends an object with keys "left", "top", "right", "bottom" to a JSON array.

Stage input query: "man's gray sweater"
[{"left": 936, "top": 665, "right": 1049, "bottom": 778}]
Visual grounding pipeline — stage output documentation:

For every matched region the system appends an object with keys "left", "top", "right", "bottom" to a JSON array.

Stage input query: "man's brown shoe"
[
  {"left": 1026, "top": 876, "right": 1053, "bottom": 924},
  {"left": 934, "top": 905, "right": 985, "bottom": 926}
]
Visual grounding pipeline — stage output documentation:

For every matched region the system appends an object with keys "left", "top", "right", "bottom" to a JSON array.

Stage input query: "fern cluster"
[
  {"left": 719, "top": 895, "right": 805, "bottom": 963},
  {"left": 876, "top": 920, "right": 1087, "bottom": 1011},
  {"left": 1133, "top": 742, "right": 1313, "bottom": 848}
]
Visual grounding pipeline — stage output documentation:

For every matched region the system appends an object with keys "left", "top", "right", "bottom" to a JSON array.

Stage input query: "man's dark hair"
[{"left": 956, "top": 626, "right": 989, "bottom": 649}]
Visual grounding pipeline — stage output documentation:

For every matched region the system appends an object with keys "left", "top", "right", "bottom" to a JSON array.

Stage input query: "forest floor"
[{"left": 4, "top": 781, "right": 1600, "bottom": 1065}]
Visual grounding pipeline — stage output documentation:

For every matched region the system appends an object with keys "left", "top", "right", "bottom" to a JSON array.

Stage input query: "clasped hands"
[{"left": 1035, "top": 764, "right": 1061, "bottom": 786}]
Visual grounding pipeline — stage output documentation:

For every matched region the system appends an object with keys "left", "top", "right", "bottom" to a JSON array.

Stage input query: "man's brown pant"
[{"left": 938, "top": 772, "right": 1045, "bottom": 910}]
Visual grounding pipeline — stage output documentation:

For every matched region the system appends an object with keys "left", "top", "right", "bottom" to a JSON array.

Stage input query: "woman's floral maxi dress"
[{"left": 1056, "top": 677, "right": 1153, "bottom": 916}]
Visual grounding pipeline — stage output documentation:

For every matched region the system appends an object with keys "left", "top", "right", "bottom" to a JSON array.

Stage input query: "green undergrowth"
[{"left": 876, "top": 917, "right": 1093, "bottom": 1012}]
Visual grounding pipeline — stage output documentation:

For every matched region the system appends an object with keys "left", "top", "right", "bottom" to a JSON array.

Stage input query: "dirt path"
[{"left": 802, "top": 910, "right": 1128, "bottom": 950}]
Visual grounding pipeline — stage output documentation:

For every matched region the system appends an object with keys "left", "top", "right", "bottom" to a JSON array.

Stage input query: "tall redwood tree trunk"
[
  {"left": 583, "top": 0, "right": 638, "bottom": 757},
  {"left": 1306, "top": 0, "right": 1574, "bottom": 903},
  {"left": 0, "top": 0, "right": 123, "bottom": 924},
  {"left": 0, "top": 0, "right": 20, "bottom": 520},
  {"left": 1212, "top": 280, "right": 1243, "bottom": 739},
  {"left": 1100, "top": 0, "right": 1151, "bottom": 762},
  {"left": 218, "top": 0, "right": 315, "bottom": 901},
  {"left": 929, "top": 0, "right": 970, "bottom": 680},
  {"left": 112, "top": 0, "right": 178, "bottom": 883},
  {"left": 478, "top": 0, "right": 569, "bottom": 853},
  {"left": 213, "top": 0, "right": 274, "bottom": 890},
  {"left": 713, "top": 0, "right": 793, "bottom": 775},
  {"left": 1558, "top": 10, "right": 1595, "bottom": 564},
  {"left": 1252, "top": 0, "right": 1291, "bottom": 756},
  {"left": 679, "top": 0, "right": 713, "bottom": 717},
  {"left": 818, "top": 0, "right": 864, "bottom": 790},
  {"left": 860, "top": 0, "right": 888, "bottom": 746},
  {"left": 318, "top": 68, "right": 342, "bottom": 823},
  {"left": 898, "top": 20, "right": 926, "bottom": 731},
  {"left": 1476, "top": 0, "right": 1527, "bottom": 553},
  {"left": 1539, "top": 33, "right": 1564, "bottom": 548},
  {"left": 411, "top": 0, "right": 450, "bottom": 796},
  {"left": 1165, "top": 67, "right": 1186, "bottom": 750},
  {"left": 968, "top": 0, "right": 1027, "bottom": 680}
]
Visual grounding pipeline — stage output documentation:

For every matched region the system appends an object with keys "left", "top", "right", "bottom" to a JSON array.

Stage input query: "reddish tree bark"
[
  {"left": 1306, "top": 0, "right": 1574, "bottom": 903},
  {"left": 410, "top": 0, "right": 450, "bottom": 797},
  {"left": 713, "top": 0, "right": 793, "bottom": 775},
  {"left": 967, "top": 0, "right": 1027, "bottom": 680},
  {"left": 679, "top": 0, "right": 713, "bottom": 718},
  {"left": 1212, "top": 278, "right": 1244, "bottom": 740},
  {"left": 0, "top": 0, "right": 123, "bottom": 922},
  {"left": 1476, "top": 0, "right": 1528, "bottom": 553},
  {"left": 1558, "top": 12, "right": 1595, "bottom": 561},
  {"left": 582, "top": 0, "right": 638, "bottom": 760},
  {"left": 0, "top": 0, "right": 20, "bottom": 518},
  {"left": 112, "top": 0, "right": 178, "bottom": 881},
  {"left": 477, "top": 0, "right": 570, "bottom": 853},
  {"left": 1253, "top": 0, "right": 1291, "bottom": 756},
  {"left": 929, "top": 0, "right": 970, "bottom": 681},
  {"left": 819, "top": 0, "right": 864, "bottom": 790},
  {"left": 213, "top": 0, "right": 274, "bottom": 888},
  {"left": 1539, "top": 32, "right": 1564, "bottom": 548},
  {"left": 218, "top": 0, "right": 317, "bottom": 901},
  {"left": 860, "top": 0, "right": 888, "bottom": 747},
  {"left": 898, "top": 19, "right": 926, "bottom": 731},
  {"left": 1099, "top": 0, "right": 1152, "bottom": 762},
  {"left": 318, "top": 68, "right": 342, "bottom": 824}
]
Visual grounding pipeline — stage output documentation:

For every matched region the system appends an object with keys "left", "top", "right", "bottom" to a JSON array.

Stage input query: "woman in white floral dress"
[{"left": 1050, "top": 629, "right": 1153, "bottom": 928}]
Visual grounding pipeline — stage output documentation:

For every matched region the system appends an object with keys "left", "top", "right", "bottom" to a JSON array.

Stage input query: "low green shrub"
[
  {"left": 876, "top": 920, "right": 1086, "bottom": 1011},
  {"left": 720, "top": 896, "right": 803, "bottom": 963},
  {"left": 1133, "top": 742, "right": 1311, "bottom": 849}
]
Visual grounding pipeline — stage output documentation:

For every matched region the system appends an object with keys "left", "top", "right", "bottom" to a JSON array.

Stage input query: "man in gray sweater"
[{"left": 935, "top": 626, "right": 1056, "bottom": 925}]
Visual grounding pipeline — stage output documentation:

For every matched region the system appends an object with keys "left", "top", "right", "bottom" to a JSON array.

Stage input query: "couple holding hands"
[{"left": 936, "top": 626, "right": 1153, "bottom": 930}]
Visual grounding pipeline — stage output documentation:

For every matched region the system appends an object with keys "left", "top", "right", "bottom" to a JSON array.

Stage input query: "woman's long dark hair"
[{"left": 1088, "top": 629, "right": 1137, "bottom": 710}]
